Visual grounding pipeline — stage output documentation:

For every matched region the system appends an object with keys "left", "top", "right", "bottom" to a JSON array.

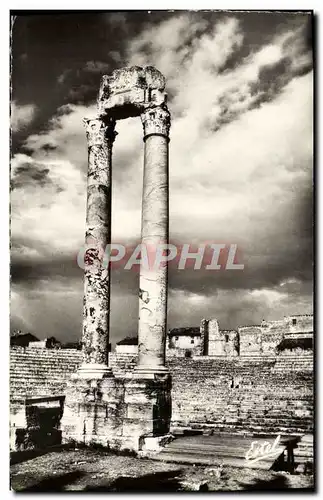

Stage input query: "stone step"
[
  {"left": 153, "top": 433, "right": 298, "bottom": 470},
  {"left": 172, "top": 424, "right": 312, "bottom": 435},
  {"left": 299, "top": 434, "right": 313, "bottom": 444},
  {"left": 153, "top": 448, "right": 283, "bottom": 470},
  {"left": 294, "top": 449, "right": 314, "bottom": 458},
  {"left": 151, "top": 451, "right": 278, "bottom": 469}
]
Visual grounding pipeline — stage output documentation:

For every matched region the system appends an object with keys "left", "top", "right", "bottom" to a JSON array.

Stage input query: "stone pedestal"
[
  {"left": 61, "top": 373, "right": 171, "bottom": 452},
  {"left": 121, "top": 373, "right": 172, "bottom": 450},
  {"left": 61, "top": 376, "right": 121, "bottom": 448}
]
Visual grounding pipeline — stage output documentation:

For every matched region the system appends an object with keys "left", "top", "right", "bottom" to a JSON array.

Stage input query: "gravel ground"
[{"left": 10, "top": 448, "right": 314, "bottom": 492}]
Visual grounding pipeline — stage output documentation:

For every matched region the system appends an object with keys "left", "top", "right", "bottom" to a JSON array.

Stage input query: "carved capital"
[
  {"left": 83, "top": 117, "right": 117, "bottom": 148},
  {"left": 141, "top": 106, "right": 171, "bottom": 140}
]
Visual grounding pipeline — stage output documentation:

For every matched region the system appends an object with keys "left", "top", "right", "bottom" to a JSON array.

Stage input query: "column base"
[
  {"left": 75, "top": 363, "right": 113, "bottom": 379},
  {"left": 139, "top": 433, "right": 174, "bottom": 455},
  {"left": 133, "top": 365, "right": 169, "bottom": 379}
]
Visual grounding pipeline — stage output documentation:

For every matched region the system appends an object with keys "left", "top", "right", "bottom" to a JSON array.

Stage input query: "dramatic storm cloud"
[{"left": 10, "top": 11, "right": 313, "bottom": 343}]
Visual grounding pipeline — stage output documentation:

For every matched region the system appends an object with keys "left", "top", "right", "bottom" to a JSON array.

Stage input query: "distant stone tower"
[
  {"left": 208, "top": 319, "right": 221, "bottom": 355},
  {"left": 200, "top": 318, "right": 239, "bottom": 356},
  {"left": 200, "top": 319, "right": 209, "bottom": 355}
]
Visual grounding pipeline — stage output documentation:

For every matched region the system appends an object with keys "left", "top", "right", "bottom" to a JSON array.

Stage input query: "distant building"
[
  {"left": 62, "top": 341, "right": 82, "bottom": 350},
  {"left": 166, "top": 327, "right": 201, "bottom": 357},
  {"left": 10, "top": 332, "right": 39, "bottom": 347},
  {"left": 166, "top": 314, "right": 313, "bottom": 358},
  {"left": 113, "top": 313, "right": 313, "bottom": 359},
  {"left": 29, "top": 337, "right": 62, "bottom": 349},
  {"left": 116, "top": 336, "right": 138, "bottom": 354},
  {"left": 167, "top": 322, "right": 239, "bottom": 358},
  {"left": 58, "top": 341, "right": 111, "bottom": 351},
  {"left": 238, "top": 314, "right": 313, "bottom": 356}
]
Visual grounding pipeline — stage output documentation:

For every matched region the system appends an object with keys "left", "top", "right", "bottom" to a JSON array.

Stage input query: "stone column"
[
  {"left": 78, "top": 117, "right": 117, "bottom": 378},
  {"left": 136, "top": 106, "right": 171, "bottom": 376}
]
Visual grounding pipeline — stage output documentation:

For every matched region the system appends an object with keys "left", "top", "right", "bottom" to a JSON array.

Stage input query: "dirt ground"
[{"left": 10, "top": 448, "right": 314, "bottom": 492}]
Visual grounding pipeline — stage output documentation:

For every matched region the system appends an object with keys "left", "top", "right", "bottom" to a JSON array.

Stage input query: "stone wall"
[
  {"left": 165, "top": 315, "right": 313, "bottom": 358},
  {"left": 166, "top": 345, "right": 203, "bottom": 358},
  {"left": 205, "top": 319, "right": 239, "bottom": 356},
  {"left": 10, "top": 348, "right": 313, "bottom": 440},
  {"left": 238, "top": 315, "right": 314, "bottom": 356},
  {"left": 238, "top": 326, "right": 266, "bottom": 355},
  {"left": 282, "top": 315, "right": 313, "bottom": 334}
]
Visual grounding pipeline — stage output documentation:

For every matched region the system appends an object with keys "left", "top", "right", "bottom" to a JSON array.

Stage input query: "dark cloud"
[
  {"left": 210, "top": 54, "right": 312, "bottom": 133},
  {"left": 40, "top": 143, "right": 57, "bottom": 153},
  {"left": 10, "top": 11, "right": 314, "bottom": 342},
  {"left": 11, "top": 162, "right": 52, "bottom": 189},
  {"left": 10, "top": 11, "right": 177, "bottom": 153}
]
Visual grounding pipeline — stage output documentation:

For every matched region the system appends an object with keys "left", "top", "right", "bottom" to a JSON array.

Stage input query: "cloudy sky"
[{"left": 10, "top": 11, "right": 313, "bottom": 344}]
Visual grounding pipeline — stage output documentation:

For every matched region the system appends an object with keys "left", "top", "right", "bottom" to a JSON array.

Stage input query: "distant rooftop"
[
  {"left": 117, "top": 336, "right": 138, "bottom": 346},
  {"left": 168, "top": 327, "right": 200, "bottom": 337}
]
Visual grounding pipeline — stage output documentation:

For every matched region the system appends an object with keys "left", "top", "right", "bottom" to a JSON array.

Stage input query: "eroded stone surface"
[
  {"left": 137, "top": 106, "right": 171, "bottom": 373},
  {"left": 80, "top": 118, "right": 117, "bottom": 374},
  {"left": 98, "top": 66, "right": 167, "bottom": 120},
  {"left": 63, "top": 67, "right": 172, "bottom": 449},
  {"left": 61, "top": 373, "right": 171, "bottom": 452},
  {"left": 141, "top": 106, "right": 171, "bottom": 139}
]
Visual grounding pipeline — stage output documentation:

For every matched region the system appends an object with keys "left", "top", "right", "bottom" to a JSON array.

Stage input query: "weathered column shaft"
[
  {"left": 137, "top": 106, "right": 171, "bottom": 374},
  {"left": 80, "top": 117, "right": 117, "bottom": 378}
]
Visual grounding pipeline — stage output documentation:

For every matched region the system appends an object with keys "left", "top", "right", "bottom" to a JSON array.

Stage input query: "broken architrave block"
[{"left": 98, "top": 66, "right": 167, "bottom": 120}]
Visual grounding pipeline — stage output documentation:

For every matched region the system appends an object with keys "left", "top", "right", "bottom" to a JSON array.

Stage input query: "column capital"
[
  {"left": 141, "top": 106, "right": 171, "bottom": 141},
  {"left": 83, "top": 116, "right": 117, "bottom": 147}
]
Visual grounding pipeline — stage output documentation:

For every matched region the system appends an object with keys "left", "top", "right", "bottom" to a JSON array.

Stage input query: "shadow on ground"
[
  {"left": 13, "top": 471, "right": 86, "bottom": 492},
  {"left": 84, "top": 470, "right": 186, "bottom": 492},
  {"left": 10, "top": 446, "right": 66, "bottom": 466},
  {"left": 240, "top": 475, "right": 314, "bottom": 492},
  {"left": 14, "top": 469, "right": 188, "bottom": 492}
]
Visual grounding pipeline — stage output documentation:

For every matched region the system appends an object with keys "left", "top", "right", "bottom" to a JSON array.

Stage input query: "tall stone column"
[
  {"left": 79, "top": 117, "right": 117, "bottom": 378},
  {"left": 136, "top": 106, "right": 171, "bottom": 376}
]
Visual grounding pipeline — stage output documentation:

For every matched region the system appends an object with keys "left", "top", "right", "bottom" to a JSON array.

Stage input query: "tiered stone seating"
[
  {"left": 10, "top": 347, "right": 82, "bottom": 401},
  {"left": 10, "top": 348, "right": 313, "bottom": 446},
  {"left": 168, "top": 356, "right": 313, "bottom": 437},
  {"left": 108, "top": 353, "right": 137, "bottom": 377},
  {"left": 271, "top": 353, "right": 313, "bottom": 372},
  {"left": 294, "top": 434, "right": 314, "bottom": 470}
]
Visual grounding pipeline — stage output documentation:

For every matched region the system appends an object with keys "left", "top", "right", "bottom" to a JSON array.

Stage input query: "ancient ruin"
[
  {"left": 9, "top": 66, "right": 314, "bottom": 474},
  {"left": 60, "top": 66, "right": 172, "bottom": 452},
  {"left": 166, "top": 314, "right": 313, "bottom": 358}
]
